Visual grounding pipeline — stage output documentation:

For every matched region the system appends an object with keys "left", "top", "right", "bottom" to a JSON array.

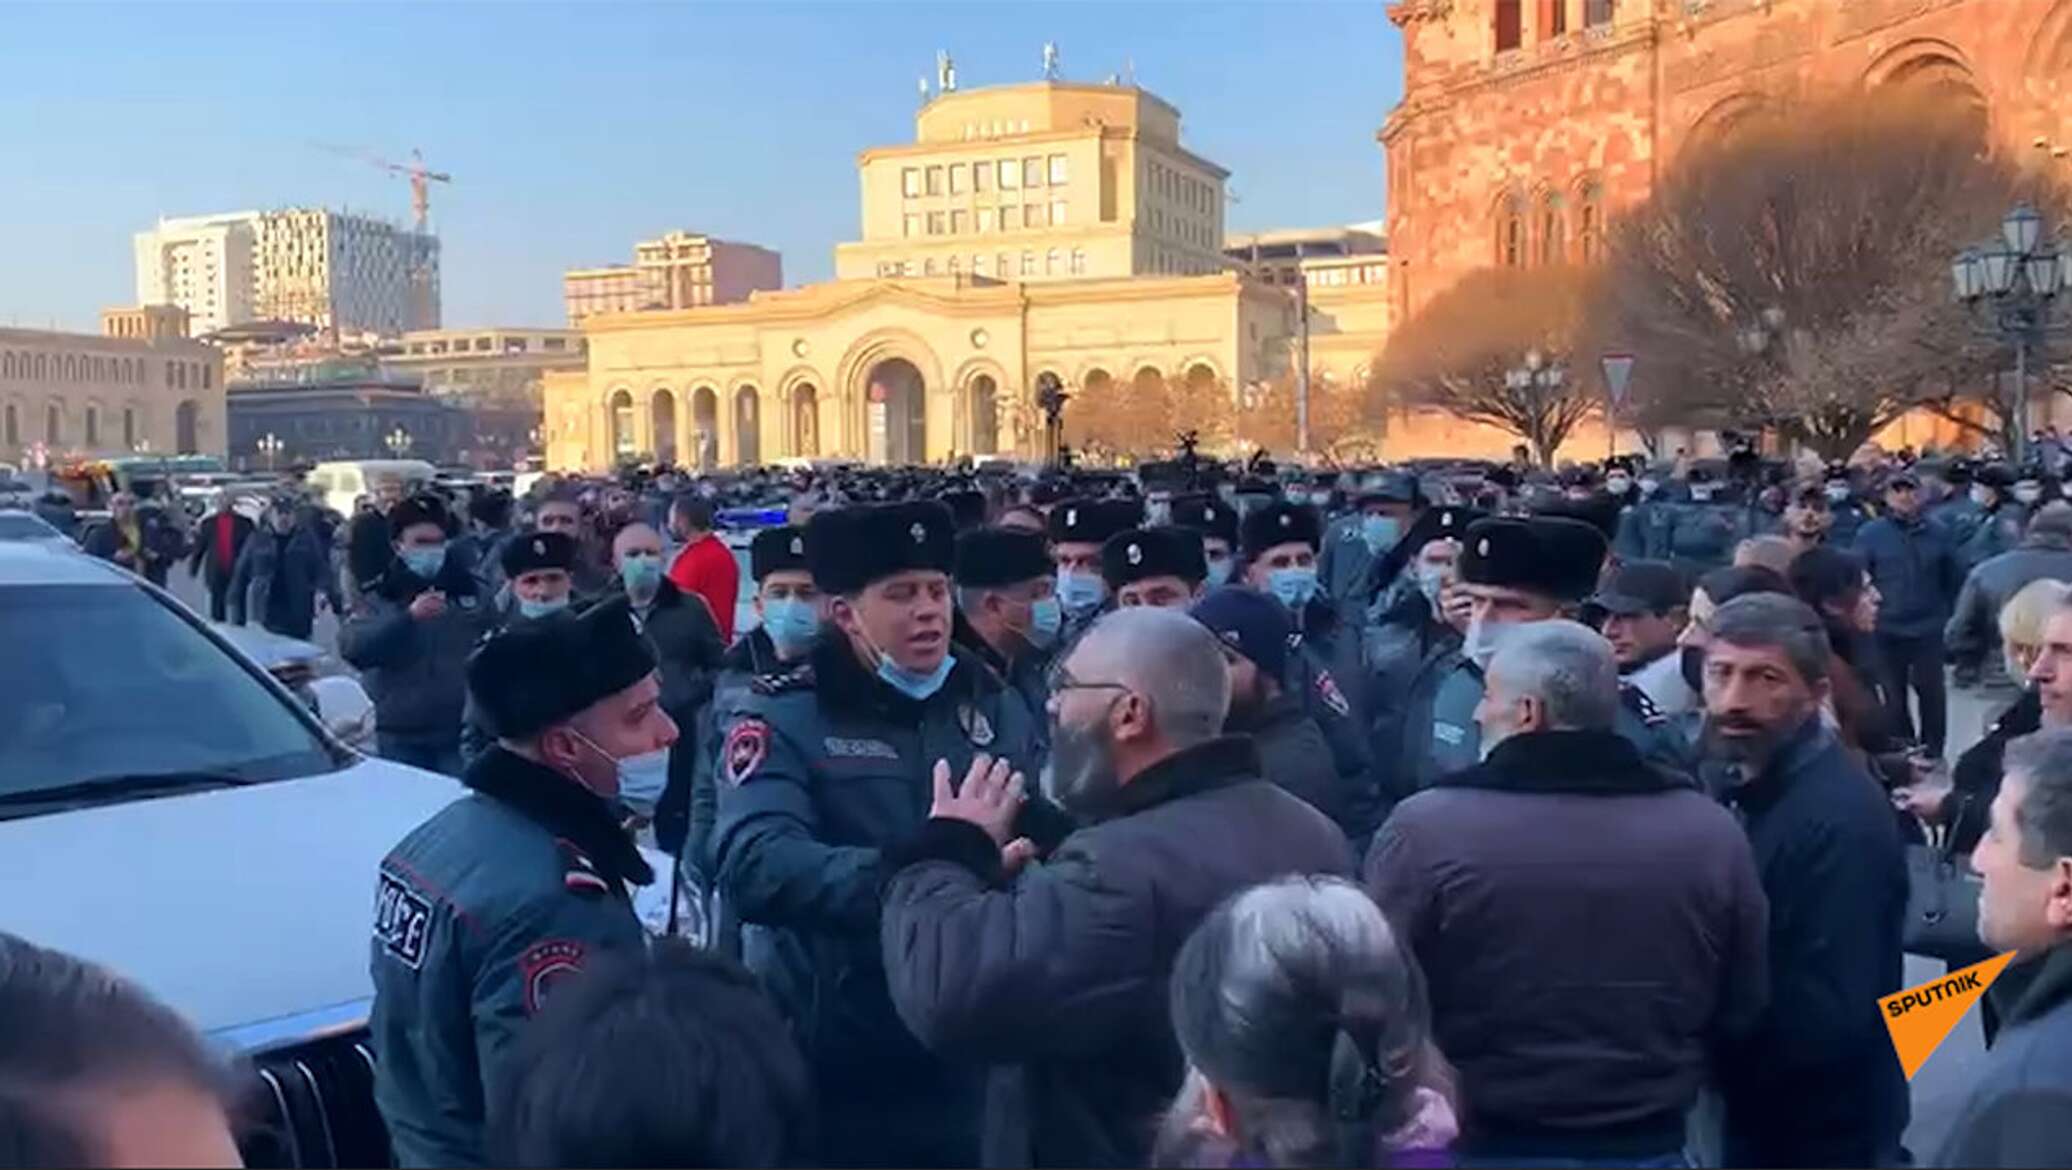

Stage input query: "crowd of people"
[{"left": 17, "top": 440, "right": 2072, "bottom": 1168}]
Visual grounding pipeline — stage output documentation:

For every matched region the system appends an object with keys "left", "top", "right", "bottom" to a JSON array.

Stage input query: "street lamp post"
[
  {"left": 256, "top": 432, "right": 283, "bottom": 472},
  {"left": 385, "top": 426, "right": 413, "bottom": 458},
  {"left": 1504, "top": 349, "right": 1566, "bottom": 466},
  {"left": 1953, "top": 204, "right": 2070, "bottom": 463}
]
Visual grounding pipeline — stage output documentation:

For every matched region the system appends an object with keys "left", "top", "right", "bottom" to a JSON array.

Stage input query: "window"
[
  {"left": 1020, "top": 251, "right": 1036, "bottom": 275},
  {"left": 85, "top": 406, "right": 98, "bottom": 446},
  {"left": 1050, "top": 199, "right": 1068, "bottom": 226},
  {"left": 948, "top": 163, "right": 965, "bottom": 194},
  {"left": 1538, "top": 195, "right": 1566, "bottom": 265},
  {"left": 1048, "top": 154, "right": 1069, "bottom": 185},
  {"left": 975, "top": 254, "right": 989, "bottom": 276},
  {"left": 123, "top": 408, "right": 135, "bottom": 449},
  {"left": 45, "top": 403, "right": 59, "bottom": 444},
  {"left": 947, "top": 255, "right": 961, "bottom": 275},
  {"left": 1046, "top": 248, "right": 1060, "bottom": 275},
  {"left": 1586, "top": 0, "right": 1613, "bottom": 25},
  {"left": 200, "top": 365, "right": 211, "bottom": 389},
  {"left": 1578, "top": 180, "right": 1605, "bottom": 261},
  {"left": 1023, "top": 157, "right": 1043, "bottom": 188},
  {"left": 923, "top": 258, "right": 937, "bottom": 276},
  {"left": 3, "top": 404, "right": 14, "bottom": 446},
  {"left": 926, "top": 165, "right": 943, "bottom": 196},
  {"left": 950, "top": 209, "right": 968, "bottom": 234},
  {"left": 1070, "top": 248, "right": 1086, "bottom": 275},
  {"left": 976, "top": 209, "right": 991, "bottom": 234},
  {"left": 998, "top": 206, "right": 1015, "bottom": 232},
  {"left": 903, "top": 213, "right": 921, "bottom": 238},
  {"left": 544, "top": 337, "right": 567, "bottom": 351},
  {"left": 927, "top": 212, "right": 945, "bottom": 235},
  {"left": 974, "top": 162, "right": 991, "bottom": 193},
  {"left": 1495, "top": 0, "right": 1523, "bottom": 50},
  {"left": 903, "top": 168, "right": 921, "bottom": 198},
  {"left": 998, "top": 159, "right": 1019, "bottom": 190},
  {"left": 1024, "top": 204, "right": 1042, "bottom": 228},
  {"left": 1548, "top": 0, "right": 1567, "bottom": 36},
  {"left": 1497, "top": 194, "right": 1525, "bottom": 267}
]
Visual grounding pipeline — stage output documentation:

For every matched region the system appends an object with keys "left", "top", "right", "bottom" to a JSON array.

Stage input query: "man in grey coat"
[
  {"left": 1937, "top": 725, "right": 2072, "bottom": 1167},
  {"left": 1947, "top": 502, "right": 2072, "bottom": 689}
]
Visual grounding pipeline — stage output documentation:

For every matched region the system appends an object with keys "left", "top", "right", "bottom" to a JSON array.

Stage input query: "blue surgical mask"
[
  {"left": 1414, "top": 561, "right": 1450, "bottom": 607},
  {"left": 1055, "top": 569, "right": 1106, "bottom": 617},
  {"left": 619, "top": 551, "right": 663, "bottom": 595},
  {"left": 398, "top": 544, "right": 447, "bottom": 579},
  {"left": 1024, "top": 595, "right": 1064, "bottom": 649},
  {"left": 518, "top": 595, "right": 569, "bottom": 620},
  {"left": 1267, "top": 566, "right": 1319, "bottom": 610},
  {"left": 1360, "top": 514, "right": 1401, "bottom": 553},
  {"left": 575, "top": 730, "right": 670, "bottom": 817},
  {"left": 761, "top": 597, "right": 818, "bottom": 656},
  {"left": 873, "top": 644, "right": 955, "bottom": 701},
  {"left": 1205, "top": 556, "right": 1235, "bottom": 587}
]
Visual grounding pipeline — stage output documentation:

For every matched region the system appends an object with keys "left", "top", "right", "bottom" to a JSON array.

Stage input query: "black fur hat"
[
  {"left": 805, "top": 501, "right": 955, "bottom": 594},
  {"left": 1100, "top": 526, "right": 1207, "bottom": 589},
  {"left": 1240, "top": 501, "right": 1324, "bottom": 559},
  {"left": 1046, "top": 497, "right": 1143, "bottom": 546},
  {"left": 1459, "top": 516, "right": 1606, "bottom": 602},
  {"left": 749, "top": 525, "right": 809, "bottom": 581},
  {"left": 954, "top": 526, "right": 1053, "bottom": 589},
  {"left": 467, "top": 597, "right": 657, "bottom": 740}
]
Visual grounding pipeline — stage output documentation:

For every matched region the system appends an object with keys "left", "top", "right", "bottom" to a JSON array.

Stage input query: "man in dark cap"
[
  {"left": 711, "top": 500, "right": 1061, "bottom": 1166},
  {"left": 1855, "top": 466, "right": 1961, "bottom": 756},
  {"left": 1317, "top": 472, "right": 1423, "bottom": 628},
  {"left": 370, "top": 600, "right": 679, "bottom": 1166},
  {"left": 952, "top": 525, "right": 1061, "bottom": 725},
  {"left": 1191, "top": 586, "right": 1348, "bottom": 832},
  {"left": 1420, "top": 515, "right": 1687, "bottom": 787},
  {"left": 1101, "top": 526, "right": 1207, "bottom": 609},
  {"left": 1170, "top": 491, "right": 1239, "bottom": 586},
  {"left": 1047, "top": 496, "right": 1143, "bottom": 638},
  {"left": 1591, "top": 559, "right": 1695, "bottom": 717},
  {"left": 341, "top": 494, "right": 491, "bottom": 776}
]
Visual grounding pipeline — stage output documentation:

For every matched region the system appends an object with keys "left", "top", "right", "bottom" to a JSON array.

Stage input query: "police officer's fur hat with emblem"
[
  {"left": 467, "top": 596, "right": 658, "bottom": 740},
  {"left": 1239, "top": 501, "right": 1324, "bottom": 560},
  {"left": 1100, "top": 526, "right": 1208, "bottom": 590},
  {"left": 1459, "top": 516, "right": 1607, "bottom": 603},
  {"left": 954, "top": 526, "right": 1052, "bottom": 589},
  {"left": 499, "top": 530, "right": 577, "bottom": 578},
  {"left": 1046, "top": 497, "right": 1143, "bottom": 546},
  {"left": 1369, "top": 505, "right": 1486, "bottom": 589},
  {"left": 388, "top": 493, "right": 454, "bottom": 538},
  {"left": 749, "top": 524, "right": 809, "bottom": 581},
  {"left": 1169, "top": 492, "right": 1239, "bottom": 545},
  {"left": 806, "top": 500, "right": 956, "bottom": 595}
]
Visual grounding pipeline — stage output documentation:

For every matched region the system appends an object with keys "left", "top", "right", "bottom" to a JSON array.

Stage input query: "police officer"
[
  {"left": 1047, "top": 496, "right": 1143, "bottom": 640},
  {"left": 460, "top": 531, "right": 582, "bottom": 766},
  {"left": 1316, "top": 472, "right": 1421, "bottom": 628},
  {"left": 1101, "top": 525, "right": 1208, "bottom": 609},
  {"left": 340, "top": 493, "right": 490, "bottom": 776},
  {"left": 710, "top": 500, "right": 1065, "bottom": 1166},
  {"left": 370, "top": 599, "right": 677, "bottom": 1167},
  {"left": 1651, "top": 465, "right": 1746, "bottom": 577},
  {"left": 1824, "top": 462, "right": 1873, "bottom": 547},
  {"left": 1423, "top": 515, "right": 1687, "bottom": 786},
  {"left": 1170, "top": 491, "right": 1240, "bottom": 586},
  {"left": 951, "top": 525, "right": 1061, "bottom": 725}
]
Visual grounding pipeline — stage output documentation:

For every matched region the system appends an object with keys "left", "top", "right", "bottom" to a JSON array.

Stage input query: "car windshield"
[
  {"left": 0, "top": 513, "right": 59, "bottom": 540},
  {"left": 0, "top": 584, "right": 340, "bottom": 809}
]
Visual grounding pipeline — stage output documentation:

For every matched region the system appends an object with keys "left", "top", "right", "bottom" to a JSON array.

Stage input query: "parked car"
[{"left": 0, "top": 509, "right": 78, "bottom": 550}]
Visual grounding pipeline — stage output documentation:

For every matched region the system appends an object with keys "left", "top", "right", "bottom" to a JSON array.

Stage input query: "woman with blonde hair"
[{"left": 1155, "top": 876, "right": 1457, "bottom": 1169}]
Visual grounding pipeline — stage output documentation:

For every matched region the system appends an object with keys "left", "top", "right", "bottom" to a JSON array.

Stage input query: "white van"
[{"left": 305, "top": 459, "right": 437, "bottom": 517}]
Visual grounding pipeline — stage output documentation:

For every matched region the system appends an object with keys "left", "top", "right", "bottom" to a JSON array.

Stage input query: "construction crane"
[{"left": 315, "top": 143, "right": 451, "bottom": 231}]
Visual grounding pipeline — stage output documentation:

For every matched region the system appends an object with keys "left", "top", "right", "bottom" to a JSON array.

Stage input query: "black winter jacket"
[{"left": 881, "top": 736, "right": 1351, "bottom": 1168}]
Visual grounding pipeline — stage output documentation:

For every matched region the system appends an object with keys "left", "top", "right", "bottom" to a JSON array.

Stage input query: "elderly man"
[
  {"left": 880, "top": 607, "right": 1350, "bottom": 1168},
  {"left": 1366, "top": 621, "right": 1767, "bottom": 1165},
  {"left": 1947, "top": 502, "right": 2072, "bottom": 690},
  {"left": 1699, "top": 593, "right": 1909, "bottom": 1169},
  {"left": 1935, "top": 726, "right": 2072, "bottom": 1168},
  {"left": 370, "top": 600, "right": 678, "bottom": 1167},
  {"left": 1100, "top": 525, "right": 1207, "bottom": 609}
]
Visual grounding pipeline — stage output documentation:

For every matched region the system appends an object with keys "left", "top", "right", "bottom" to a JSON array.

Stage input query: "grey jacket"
[
  {"left": 1945, "top": 533, "right": 2072, "bottom": 675},
  {"left": 1934, "top": 943, "right": 2072, "bottom": 1168},
  {"left": 228, "top": 524, "right": 341, "bottom": 640},
  {"left": 339, "top": 558, "right": 490, "bottom": 745}
]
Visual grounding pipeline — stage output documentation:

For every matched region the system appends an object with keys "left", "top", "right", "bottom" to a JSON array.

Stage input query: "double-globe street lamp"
[
  {"left": 256, "top": 432, "right": 284, "bottom": 472},
  {"left": 1952, "top": 204, "right": 2071, "bottom": 463},
  {"left": 385, "top": 427, "right": 414, "bottom": 458}
]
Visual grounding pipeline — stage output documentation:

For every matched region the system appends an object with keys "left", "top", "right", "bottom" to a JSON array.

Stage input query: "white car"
[
  {"left": 0, "top": 543, "right": 461, "bottom": 1166},
  {"left": 0, "top": 509, "right": 77, "bottom": 550}
]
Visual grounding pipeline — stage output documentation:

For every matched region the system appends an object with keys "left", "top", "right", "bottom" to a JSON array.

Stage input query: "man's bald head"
[
  {"left": 612, "top": 521, "right": 663, "bottom": 566},
  {"left": 1071, "top": 606, "right": 1231, "bottom": 748}
]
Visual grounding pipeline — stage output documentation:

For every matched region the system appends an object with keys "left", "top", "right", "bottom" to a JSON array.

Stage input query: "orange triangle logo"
[{"left": 1880, "top": 950, "right": 2019, "bottom": 1079}]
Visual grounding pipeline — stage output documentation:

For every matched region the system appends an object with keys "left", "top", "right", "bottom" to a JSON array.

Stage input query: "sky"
[{"left": 0, "top": 1, "right": 1401, "bottom": 333}]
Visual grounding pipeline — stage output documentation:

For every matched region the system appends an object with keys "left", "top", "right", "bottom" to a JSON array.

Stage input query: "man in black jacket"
[
  {"left": 1190, "top": 585, "right": 1348, "bottom": 835},
  {"left": 186, "top": 491, "right": 254, "bottom": 621},
  {"left": 609, "top": 521, "right": 725, "bottom": 860},
  {"left": 1366, "top": 620, "right": 1767, "bottom": 1164},
  {"left": 952, "top": 525, "right": 1061, "bottom": 730},
  {"left": 880, "top": 606, "right": 1351, "bottom": 1168},
  {"left": 1700, "top": 593, "right": 1910, "bottom": 1169}
]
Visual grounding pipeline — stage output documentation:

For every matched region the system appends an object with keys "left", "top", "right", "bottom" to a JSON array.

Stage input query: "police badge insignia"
[
  {"left": 723, "top": 718, "right": 772, "bottom": 786},
  {"left": 1315, "top": 670, "right": 1352, "bottom": 718},
  {"left": 1126, "top": 542, "right": 1143, "bottom": 565},
  {"left": 957, "top": 702, "right": 995, "bottom": 747},
  {"left": 518, "top": 938, "right": 586, "bottom": 1016},
  {"left": 790, "top": 535, "right": 804, "bottom": 555},
  {"left": 910, "top": 522, "right": 927, "bottom": 543}
]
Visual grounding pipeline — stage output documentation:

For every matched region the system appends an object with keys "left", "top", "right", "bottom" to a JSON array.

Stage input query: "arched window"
[
  {"left": 1537, "top": 193, "right": 1566, "bottom": 265},
  {"left": 32, "top": 355, "right": 45, "bottom": 380},
  {"left": 1494, "top": 0, "right": 1523, "bottom": 51},
  {"left": 1585, "top": 0, "right": 1613, "bottom": 26},
  {"left": 45, "top": 403, "right": 60, "bottom": 445},
  {"left": 1496, "top": 192, "right": 1525, "bottom": 268},
  {"left": 201, "top": 364, "right": 212, "bottom": 390},
  {"left": 1577, "top": 179, "right": 1605, "bottom": 262},
  {"left": 3, "top": 404, "right": 16, "bottom": 447},
  {"left": 123, "top": 408, "right": 136, "bottom": 450},
  {"left": 2, "top": 353, "right": 12, "bottom": 380},
  {"left": 85, "top": 405, "right": 99, "bottom": 447}
]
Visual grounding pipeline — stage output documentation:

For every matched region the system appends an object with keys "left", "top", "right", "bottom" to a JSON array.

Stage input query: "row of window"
[
  {"left": 903, "top": 154, "right": 1070, "bottom": 199},
  {"left": 0, "top": 350, "right": 212, "bottom": 391},
  {"left": 1494, "top": 0, "right": 1616, "bottom": 53},
  {"left": 1148, "top": 206, "right": 1215, "bottom": 250},
  {"left": 902, "top": 199, "right": 1072, "bottom": 238},
  {"left": 406, "top": 335, "right": 573, "bottom": 357},
  {"left": 1, "top": 401, "right": 141, "bottom": 450},
  {"left": 1145, "top": 248, "right": 1216, "bottom": 277},
  {"left": 1145, "top": 159, "right": 1214, "bottom": 216},
  {"left": 1305, "top": 262, "right": 1389, "bottom": 287},
  {"left": 875, "top": 248, "right": 1091, "bottom": 279},
  {"left": 1494, "top": 181, "right": 1606, "bottom": 268}
]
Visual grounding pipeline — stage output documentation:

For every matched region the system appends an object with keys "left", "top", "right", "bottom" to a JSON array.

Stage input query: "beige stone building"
[
  {"left": 0, "top": 310, "right": 227, "bottom": 465},
  {"left": 564, "top": 232, "right": 783, "bottom": 325},
  {"left": 548, "top": 79, "right": 1369, "bottom": 472}
]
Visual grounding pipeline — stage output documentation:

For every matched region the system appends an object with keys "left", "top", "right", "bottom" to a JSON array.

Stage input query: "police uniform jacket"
[
  {"left": 685, "top": 624, "right": 790, "bottom": 874},
  {"left": 339, "top": 557, "right": 489, "bottom": 747},
  {"left": 1427, "top": 653, "right": 1692, "bottom": 785},
  {"left": 1652, "top": 499, "right": 1747, "bottom": 577},
  {"left": 633, "top": 578, "right": 727, "bottom": 858},
  {"left": 881, "top": 735, "right": 1353, "bottom": 1168},
  {"left": 369, "top": 747, "right": 650, "bottom": 1168},
  {"left": 710, "top": 633, "right": 1065, "bottom": 1164}
]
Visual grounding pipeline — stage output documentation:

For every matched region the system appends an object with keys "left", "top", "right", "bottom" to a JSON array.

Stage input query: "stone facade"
[{"left": 0, "top": 325, "right": 225, "bottom": 466}]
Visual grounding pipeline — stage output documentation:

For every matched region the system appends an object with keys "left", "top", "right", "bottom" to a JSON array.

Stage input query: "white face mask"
[
  {"left": 2016, "top": 485, "right": 2044, "bottom": 505},
  {"left": 1415, "top": 561, "right": 1450, "bottom": 608},
  {"left": 1463, "top": 614, "right": 1504, "bottom": 671},
  {"left": 1971, "top": 484, "right": 1995, "bottom": 507}
]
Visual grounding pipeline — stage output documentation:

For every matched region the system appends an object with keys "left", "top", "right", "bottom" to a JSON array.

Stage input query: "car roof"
[{"left": 0, "top": 542, "right": 131, "bottom": 587}]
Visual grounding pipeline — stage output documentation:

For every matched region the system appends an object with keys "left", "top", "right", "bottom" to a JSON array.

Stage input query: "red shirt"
[{"left": 666, "top": 532, "right": 739, "bottom": 643}]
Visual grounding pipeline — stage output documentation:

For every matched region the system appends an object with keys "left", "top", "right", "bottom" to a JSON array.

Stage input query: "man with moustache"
[
  {"left": 879, "top": 607, "right": 1350, "bottom": 1168},
  {"left": 1699, "top": 593, "right": 1909, "bottom": 1169}
]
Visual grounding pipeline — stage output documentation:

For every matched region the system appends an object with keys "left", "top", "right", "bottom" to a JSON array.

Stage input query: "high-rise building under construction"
[{"left": 135, "top": 208, "right": 440, "bottom": 337}]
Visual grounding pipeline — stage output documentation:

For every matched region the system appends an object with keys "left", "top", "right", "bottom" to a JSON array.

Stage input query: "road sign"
[{"left": 1601, "top": 353, "right": 1637, "bottom": 408}]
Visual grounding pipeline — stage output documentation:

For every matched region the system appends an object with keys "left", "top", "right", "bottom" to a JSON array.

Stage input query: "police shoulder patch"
[
  {"left": 1621, "top": 682, "right": 1667, "bottom": 726},
  {"left": 723, "top": 717, "right": 773, "bottom": 787},
  {"left": 751, "top": 662, "right": 816, "bottom": 696},
  {"left": 518, "top": 938, "right": 586, "bottom": 1017},
  {"left": 373, "top": 869, "right": 432, "bottom": 971},
  {"left": 1314, "top": 669, "right": 1352, "bottom": 718}
]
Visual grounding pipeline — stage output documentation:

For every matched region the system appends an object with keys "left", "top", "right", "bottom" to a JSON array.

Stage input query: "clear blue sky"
[{"left": 0, "top": 1, "right": 1400, "bottom": 332}]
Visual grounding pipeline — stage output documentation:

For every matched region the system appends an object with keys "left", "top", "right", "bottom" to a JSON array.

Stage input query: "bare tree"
[
  {"left": 1371, "top": 265, "right": 1601, "bottom": 465},
  {"left": 1589, "top": 91, "right": 2034, "bottom": 461}
]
